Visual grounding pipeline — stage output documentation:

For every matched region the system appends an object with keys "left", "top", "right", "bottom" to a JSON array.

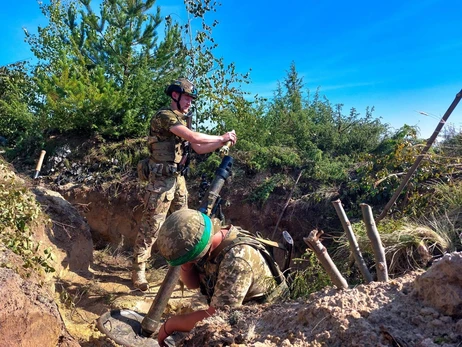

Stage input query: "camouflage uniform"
[
  {"left": 133, "top": 108, "right": 189, "bottom": 264},
  {"left": 157, "top": 210, "right": 278, "bottom": 306},
  {"left": 197, "top": 226, "right": 275, "bottom": 308}
]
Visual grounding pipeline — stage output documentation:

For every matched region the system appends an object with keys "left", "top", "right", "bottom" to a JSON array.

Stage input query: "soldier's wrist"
[{"left": 163, "top": 318, "right": 171, "bottom": 336}]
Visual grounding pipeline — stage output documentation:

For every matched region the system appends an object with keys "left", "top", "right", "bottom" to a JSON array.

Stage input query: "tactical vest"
[
  {"left": 196, "top": 226, "right": 289, "bottom": 305},
  {"left": 148, "top": 108, "right": 186, "bottom": 164}
]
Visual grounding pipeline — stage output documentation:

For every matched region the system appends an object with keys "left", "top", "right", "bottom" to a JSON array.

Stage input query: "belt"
[{"left": 149, "top": 162, "right": 181, "bottom": 177}]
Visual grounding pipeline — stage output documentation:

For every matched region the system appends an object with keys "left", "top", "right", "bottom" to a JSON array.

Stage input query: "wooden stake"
[
  {"left": 332, "top": 199, "right": 373, "bottom": 284},
  {"left": 33, "top": 150, "right": 46, "bottom": 179},
  {"left": 361, "top": 203, "right": 388, "bottom": 282},
  {"left": 303, "top": 229, "right": 348, "bottom": 289}
]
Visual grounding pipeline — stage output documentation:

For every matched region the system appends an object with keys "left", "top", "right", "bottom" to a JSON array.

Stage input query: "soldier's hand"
[
  {"left": 157, "top": 321, "right": 170, "bottom": 347},
  {"left": 224, "top": 130, "right": 237, "bottom": 145}
]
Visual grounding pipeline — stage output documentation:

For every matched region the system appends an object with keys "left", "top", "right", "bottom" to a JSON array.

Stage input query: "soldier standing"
[{"left": 132, "top": 78, "right": 237, "bottom": 291}]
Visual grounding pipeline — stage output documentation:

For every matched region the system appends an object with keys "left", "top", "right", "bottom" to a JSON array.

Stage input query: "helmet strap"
[
  {"left": 171, "top": 92, "right": 183, "bottom": 112},
  {"left": 176, "top": 93, "right": 182, "bottom": 111}
]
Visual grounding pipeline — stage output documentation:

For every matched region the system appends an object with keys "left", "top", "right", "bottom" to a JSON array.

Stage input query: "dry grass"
[{"left": 333, "top": 218, "right": 455, "bottom": 277}]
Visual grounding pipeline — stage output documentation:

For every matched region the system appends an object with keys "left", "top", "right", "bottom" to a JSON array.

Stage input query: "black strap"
[{"left": 209, "top": 228, "right": 286, "bottom": 286}]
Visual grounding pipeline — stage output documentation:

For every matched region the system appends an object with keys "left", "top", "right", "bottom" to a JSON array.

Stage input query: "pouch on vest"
[{"left": 137, "top": 158, "right": 150, "bottom": 182}]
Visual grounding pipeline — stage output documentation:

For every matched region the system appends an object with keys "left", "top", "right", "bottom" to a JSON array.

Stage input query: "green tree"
[
  {"left": 265, "top": 62, "right": 312, "bottom": 149},
  {"left": 250, "top": 62, "right": 388, "bottom": 180},
  {"left": 344, "top": 125, "right": 458, "bottom": 217},
  {"left": 283, "top": 61, "right": 303, "bottom": 114},
  {"left": 439, "top": 124, "right": 462, "bottom": 157},
  {"left": 26, "top": 0, "right": 186, "bottom": 137},
  {"left": 313, "top": 104, "right": 388, "bottom": 157},
  {"left": 218, "top": 95, "right": 270, "bottom": 149},
  {"left": 0, "top": 62, "right": 39, "bottom": 146},
  {"left": 178, "top": 0, "right": 252, "bottom": 133}
]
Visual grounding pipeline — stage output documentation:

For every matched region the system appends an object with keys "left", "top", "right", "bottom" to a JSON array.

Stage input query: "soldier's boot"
[{"left": 131, "top": 262, "right": 149, "bottom": 291}]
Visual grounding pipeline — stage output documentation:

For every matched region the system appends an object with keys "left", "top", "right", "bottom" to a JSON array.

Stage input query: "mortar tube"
[
  {"left": 141, "top": 265, "right": 181, "bottom": 336},
  {"left": 199, "top": 155, "right": 233, "bottom": 215},
  {"left": 33, "top": 150, "right": 46, "bottom": 179},
  {"left": 141, "top": 154, "right": 234, "bottom": 337}
]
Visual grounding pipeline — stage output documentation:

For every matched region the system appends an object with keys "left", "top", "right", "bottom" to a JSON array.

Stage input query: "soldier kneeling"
[{"left": 156, "top": 209, "right": 288, "bottom": 346}]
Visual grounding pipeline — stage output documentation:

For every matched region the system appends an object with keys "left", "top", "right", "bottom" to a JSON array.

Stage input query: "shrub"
[
  {"left": 247, "top": 174, "right": 284, "bottom": 207},
  {"left": 333, "top": 218, "right": 450, "bottom": 277},
  {"left": 289, "top": 251, "right": 331, "bottom": 299},
  {"left": 0, "top": 160, "right": 55, "bottom": 274}
]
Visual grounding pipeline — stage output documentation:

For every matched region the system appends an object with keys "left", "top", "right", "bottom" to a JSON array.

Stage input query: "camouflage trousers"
[{"left": 133, "top": 174, "right": 188, "bottom": 264}]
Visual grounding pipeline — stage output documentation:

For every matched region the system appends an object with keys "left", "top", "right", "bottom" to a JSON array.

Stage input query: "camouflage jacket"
[
  {"left": 147, "top": 107, "right": 187, "bottom": 164},
  {"left": 195, "top": 226, "right": 277, "bottom": 308}
]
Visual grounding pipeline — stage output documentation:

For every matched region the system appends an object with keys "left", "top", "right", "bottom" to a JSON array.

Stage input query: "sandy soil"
[{"left": 55, "top": 250, "right": 462, "bottom": 347}]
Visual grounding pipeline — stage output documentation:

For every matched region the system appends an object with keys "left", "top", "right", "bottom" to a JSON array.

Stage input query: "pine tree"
[
  {"left": 179, "top": 0, "right": 252, "bottom": 132},
  {"left": 0, "top": 62, "right": 37, "bottom": 146},
  {"left": 26, "top": 0, "right": 186, "bottom": 137}
]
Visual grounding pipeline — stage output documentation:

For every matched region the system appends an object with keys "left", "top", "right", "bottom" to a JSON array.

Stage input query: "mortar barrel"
[{"left": 141, "top": 266, "right": 181, "bottom": 336}]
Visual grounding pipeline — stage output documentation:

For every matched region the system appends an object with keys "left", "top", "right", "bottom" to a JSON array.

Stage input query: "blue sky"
[{"left": 1, "top": 1, "right": 461, "bottom": 139}]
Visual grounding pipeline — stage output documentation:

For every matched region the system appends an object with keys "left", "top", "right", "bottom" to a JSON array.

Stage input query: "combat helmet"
[
  {"left": 157, "top": 209, "right": 216, "bottom": 266},
  {"left": 165, "top": 78, "right": 198, "bottom": 99}
]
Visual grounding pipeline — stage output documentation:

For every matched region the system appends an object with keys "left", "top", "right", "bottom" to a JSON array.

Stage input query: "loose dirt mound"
[{"left": 178, "top": 266, "right": 462, "bottom": 347}]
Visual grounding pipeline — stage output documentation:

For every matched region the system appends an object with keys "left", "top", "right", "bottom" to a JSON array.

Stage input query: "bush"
[
  {"left": 243, "top": 143, "right": 303, "bottom": 171},
  {"left": 289, "top": 251, "right": 331, "bottom": 299},
  {"left": 0, "top": 160, "right": 55, "bottom": 274},
  {"left": 247, "top": 174, "right": 284, "bottom": 207}
]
